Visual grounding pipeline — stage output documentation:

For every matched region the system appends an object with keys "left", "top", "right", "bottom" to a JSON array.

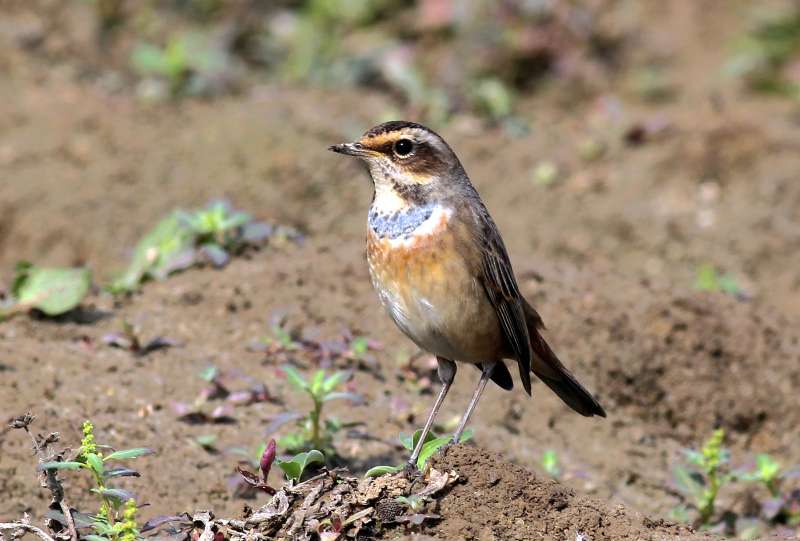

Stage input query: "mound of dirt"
[{"left": 420, "top": 444, "right": 707, "bottom": 540}]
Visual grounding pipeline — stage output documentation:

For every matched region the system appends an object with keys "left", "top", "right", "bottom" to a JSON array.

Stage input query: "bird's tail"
[{"left": 524, "top": 301, "right": 606, "bottom": 417}]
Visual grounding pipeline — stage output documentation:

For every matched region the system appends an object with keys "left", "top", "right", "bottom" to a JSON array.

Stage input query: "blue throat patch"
[{"left": 368, "top": 204, "right": 436, "bottom": 239}]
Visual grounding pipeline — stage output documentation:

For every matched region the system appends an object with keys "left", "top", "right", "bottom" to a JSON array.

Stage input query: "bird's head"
[{"left": 329, "top": 121, "right": 466, "bottom": 206}]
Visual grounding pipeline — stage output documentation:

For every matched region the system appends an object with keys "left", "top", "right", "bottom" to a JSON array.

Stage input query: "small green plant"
[
  {"left": 470, "top": 78, "right": 514, "bottom": 121},
  {"left": 694, "top": 264, "right": 743, "bottom": 296},
  {"left": 541, "top": 449, "right": 562, "bottom": 479},
  {"left": 131, "top": 32, "right": 230, "bottom": 98},
  {"left": 395, "top": 494, "right": 424, "bottom": 513},
  {"left": 39, "top": 421, "right": 153, "bottom": 541},
  {"left": 365, "top": 428, "right": 474, "bottom": 477},
  {"left": 237, "top": 438, "right": 324, "bottom": 489},
  {"left": 746, "top": 454, "right": 783, "bottom": 497},
  {"left": 1, "top": 262, "right": 91, "bottom": 320},
  {"left": 532, "top": 161, "right": 560, "bottom": 186},
  {"left": 740, "top": 453, "right": 800, "bottom": 526},
  {"left": 279, "top": 366, "right": 357, "bottom": 455},
  {"left": 110, "top": 201, "right": 292, "bottom": 293},
  {"left": 672, "top": 428, "right": 734, "bottom": 527},
  {"left": 670, "top": 432, "right": 800, "bottom": 536},
  {"left": 726, "top": 9, "right": 800, "bottom": 99},
  {"left": 276, "top": 450, "right": 325, "bottom": 482}
]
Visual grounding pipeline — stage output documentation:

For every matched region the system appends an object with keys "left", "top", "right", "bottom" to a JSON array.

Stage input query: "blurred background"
[{"left": 1, "top": 1, "right": 800, "bottom": 539}]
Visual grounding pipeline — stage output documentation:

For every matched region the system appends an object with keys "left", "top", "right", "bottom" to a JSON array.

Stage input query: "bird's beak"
[{"left": 328, "top": 142, "right": 374, "bottom": 158}]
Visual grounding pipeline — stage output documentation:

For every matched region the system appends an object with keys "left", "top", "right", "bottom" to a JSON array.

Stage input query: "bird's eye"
[{"left": 393, "top": 138, "right": 414, "bottom": 157}]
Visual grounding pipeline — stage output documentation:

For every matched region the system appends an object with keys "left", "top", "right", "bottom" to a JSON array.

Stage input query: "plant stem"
[
  {"left": 310, "top": 398, "right": 322, "bottom": 450},
  {"left": 90, "top": 467, "right": 115, "bottom": 527}
]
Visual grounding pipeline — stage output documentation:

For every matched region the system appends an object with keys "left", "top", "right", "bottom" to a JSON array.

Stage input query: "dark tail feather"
[
  {"left": 473, "top": 361, "right": 514, "bottom": 391},
  {"left": 536, "top": 365, "right": 606, "bottom": 417},
  {"left": 524, "top": 301, "right": 606, "bottom": 417}
]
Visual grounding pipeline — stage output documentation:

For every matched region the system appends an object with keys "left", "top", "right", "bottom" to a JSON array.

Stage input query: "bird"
[{"left": 329, "top": 121, "right": 605, "bottom": 466}]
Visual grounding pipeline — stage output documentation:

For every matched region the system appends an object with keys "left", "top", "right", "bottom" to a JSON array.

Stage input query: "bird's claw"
[{"left": 402, "top": 460, "right": 422, "bottom": 479}]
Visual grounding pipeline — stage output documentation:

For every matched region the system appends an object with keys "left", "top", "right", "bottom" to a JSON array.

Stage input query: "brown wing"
[{"left": 476, "top": 211, "right": 533, "bottom": 395}]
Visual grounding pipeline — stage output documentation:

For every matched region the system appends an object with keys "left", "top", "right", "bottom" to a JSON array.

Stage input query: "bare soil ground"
[{"left": 2, "top": 2, "right": 800, "bottom": 540}]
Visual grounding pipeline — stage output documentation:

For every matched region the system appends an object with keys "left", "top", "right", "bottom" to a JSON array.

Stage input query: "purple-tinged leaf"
[
  {"left": 246, "top": 341, "right": 268, "bottom": 352},
  {"left": 172, "top": 402, "right": 191, "bottom": 416},
  {"left": 784, "top": 467, "right": 800, "bottom": 479},
  {"left": 45, "top": 510, "right": 95, "bottom": 529},
  {"left": 93, "top": 487, "right": 136, "bottom": 502},
  {"left": 205, "top": 381, "right": 230, "bottom": 401},
  {"left": 762, "top": 497, "right": 786, "bottom": 520},
  {"left": 103, "top": 332, "right": 133, "bottom": 350},
  {"left": 104, "top": 467, "right": 141, "bottom": 479},
  {"left": 235, "top": 465, "right": 275, "bottom": 494},
  {"left": 210, "top": 404, "right": 234, "bottom": 419},
  {"left": 154, "top": 249, "right": 197, "bottom": 279},
  {"left": 141, "top": 514, "right": 192, "bottom": 533},
  {"left": 322, "top": 392, "right": 363, "bottom": 404},
  {"left": 200, "top": 244, "right": 230, "bottom": 268},
  {"left": 140, "top": 337, "right": 181, "bottom": 355},
  {"left": 241, "top": 222, "right": 274, "bottom": 243},
  {"left": 260, "top": 439, "right": 276, "bottom": 481},
  {"left": 264, "top": 412, "right": 303, "bottom": 435},
  {"left": 399, "top": 513, "right": 440, "bottom": 526},
  {"left": 226, "top": 391, "right": 252, "bottom": 404}
]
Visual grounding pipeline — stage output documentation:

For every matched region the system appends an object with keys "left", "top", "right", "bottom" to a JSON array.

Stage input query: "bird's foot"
[{"left": 402, "top": 460, "right": 422, "bottom": 479}]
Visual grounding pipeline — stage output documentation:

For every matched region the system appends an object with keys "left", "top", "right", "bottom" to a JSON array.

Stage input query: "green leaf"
[
  {"left": 669, "top": 504, "right": 691, "bottom": 523},
  {"left": 85, "top": 453, "right": 104, "bottom": 476},
  {"left": 277, "top": 432, "right": 307, "bottom": 453},
  {"left": 683, "top": 449, "right": 705, "bottom": 467},
  {"left": 415, "top": 429, "right": 472, "bottom": 470},
  {"left": 276, "top": 449, "right": 324, "bottom": 482},
  {"left": 397, "top": 494, "right": 425, "bottom": 512},
  {"left": 309, "top": 370, "right": 326, "bottom": 396},
  {"left": 322, "top": 391, "right": 360, "bottom": 403},
  {"left": 674, "top": 465, "right": 705, "bottom": 499},
  {"left": 12, "top": 264, "right": 91, "bottom": 316},
  {"left": 471, "top": 77, "right": 514, "bottom": 119},
  {"left": 756, "top": 453, "right": 781, "bottom": 481},
  {"left": 83, "top": 534, "right": 110, "bottom": 541},
  {"left": 283, "top": 365, "right": 307, "bottom": 391},
  {"left": 103, "top": 448, "right": 154, "bottom": 461},
  {"left": 131, "top": 43, "right": 170, "bottom": 75},
  {"left": 91, "top": 487, "right": 136, "bottom": 504},
  {"left": 91, "top": 520, "right": 114, "bottom": 534},
  {"left": 350, "top": 337, "right": 369, "bottom": 356},
  {"left": 541, "top": 449, "right": 561, "bottom": 478},
  {"left": 399, "top": 432, "right": 415, "bottom": 451},
  {"left": 416, "top": 436, "right": 450, "bottom": 470},
  {"left": 695, "top": 264, "right": 720, "bottom": 292},
  {"left": 364, "top": 465, "right": 403, "bottom": 478},
  {"left": 38, "top": 461, "right": 84, "bottom": 471},
  {"left": 11, "top": 261, "right": 33, "bottom": 295},
  {"left": 194, "top": 435, "right": 217, "bottom": 449},
  {"left": 321, "top": 371, "right": 348, "bottom": 394},
  {"left": 109, "top": 213, "right": 194, "bottom": 293},
  {"left": 400, "top": 429, "right": 435, "bottom": 452},
  {"left": 199, "top": 365, "right": 218, "bottom": 382}
]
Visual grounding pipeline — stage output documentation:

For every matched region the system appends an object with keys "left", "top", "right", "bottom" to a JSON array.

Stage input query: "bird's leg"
[
  {"left": 408, "top": 357, "right": 456, "bottom": 467},
  {"left": 451, "top": 361, "right": 496, "bottom": 443}
]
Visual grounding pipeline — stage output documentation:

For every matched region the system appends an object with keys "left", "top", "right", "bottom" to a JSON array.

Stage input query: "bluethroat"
[{"left": 330, "top": 121, "right": 605, "bottom": 466}]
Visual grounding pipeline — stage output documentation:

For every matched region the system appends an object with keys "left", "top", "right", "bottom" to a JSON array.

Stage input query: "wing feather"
[{"left": 477, "top": 211, "right": 533, "bottom": 395}]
